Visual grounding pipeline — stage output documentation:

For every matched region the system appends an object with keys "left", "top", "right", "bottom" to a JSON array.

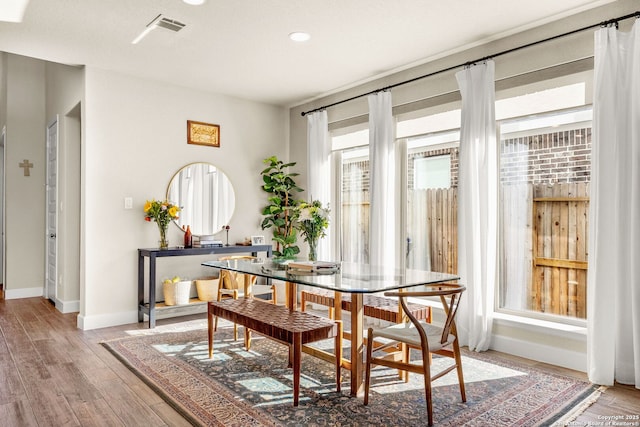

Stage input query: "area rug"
[{"left": 102, "top": 321, "right": 601, "bottom": 426}]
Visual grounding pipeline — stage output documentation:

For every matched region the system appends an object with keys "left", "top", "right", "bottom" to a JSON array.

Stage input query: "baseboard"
[
  {"left": 4, "top": 286, "right": 43, "bottom": 299},
  {"left": 491, "top": 334, "right": 587, "bottom": 372},
  {"left": 77, "top": 310, "right": 138, "bottom": 331},
  {"left": 55, "top": 298, "right": 80, "bottom": 314}
]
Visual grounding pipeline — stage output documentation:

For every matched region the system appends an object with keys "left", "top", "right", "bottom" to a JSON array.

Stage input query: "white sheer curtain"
[
  {"left": 368, "top": 91, "right": 395, "bottom": 268},
  {"left": 500, "top": 180, "right": 530, "bottom": 311},
  {"left": 587, "top": 21, "right": 640, "bottom": 388},
  {"left": 307, "top": 110, "right": 332, "bottom": 260},
  {"left": 407, "top": 190, "right": 431, "bottom": 270},
  {"left": 455, "top": 61, "right": 498, "bottom": 352}
]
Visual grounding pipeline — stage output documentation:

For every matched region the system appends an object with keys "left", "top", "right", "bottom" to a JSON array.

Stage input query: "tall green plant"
[{"left": 260, "top": 156, "right": 304, "bottom": 259}]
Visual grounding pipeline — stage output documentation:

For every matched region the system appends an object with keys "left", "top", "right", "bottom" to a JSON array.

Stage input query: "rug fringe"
[{"left": 554, "top": 385, "right": 608, "bottom": 426}]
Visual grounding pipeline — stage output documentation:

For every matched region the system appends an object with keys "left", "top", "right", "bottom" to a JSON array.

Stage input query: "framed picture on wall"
[
  {"left": 187, "top": 120, "right": 220, "bottom": 147},
  {"left": 251, "top": 236, "right": 265, "bottom": 245}
]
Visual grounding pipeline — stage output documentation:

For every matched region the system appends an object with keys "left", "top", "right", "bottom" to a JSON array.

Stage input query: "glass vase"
[
  {"left": 158, "top": 224, "right": 169, "bottom": 250},
  {"left": 308, "top": 238, "right": 318, "bottom": 261}
]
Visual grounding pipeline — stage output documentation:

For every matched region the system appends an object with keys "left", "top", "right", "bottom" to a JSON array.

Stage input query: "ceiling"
[{"left": 0, "top": 0, "right": 615, "bottom": 107}]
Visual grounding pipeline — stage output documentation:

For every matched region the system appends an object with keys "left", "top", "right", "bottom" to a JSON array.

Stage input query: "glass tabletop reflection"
[{"left": 201, "top": 259, "right": 459, "bottom": 294}]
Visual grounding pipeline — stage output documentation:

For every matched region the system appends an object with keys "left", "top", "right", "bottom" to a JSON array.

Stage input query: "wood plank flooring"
[{"left": 0, "top": 296, "right": 638, "bottom": 426}]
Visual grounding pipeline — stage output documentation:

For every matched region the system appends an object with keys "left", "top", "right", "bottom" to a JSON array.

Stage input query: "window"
[
  {"left": 332, "top": 129, "right": 370, "bottom": 264},
  {"left": 330, "top": 72, "right": 591, "bottom": 325},
  {"left": 414, "top": 155, "right": 451, "bottom": 189},
  {"left": 405, "top": 130, "right": 459, "bottom": 273},
  {"left": 499, "top": 107, "right": 591, "bottom": 322}
]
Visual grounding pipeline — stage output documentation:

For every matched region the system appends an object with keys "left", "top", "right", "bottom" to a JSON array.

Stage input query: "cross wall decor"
[{"left": 19, "top": 159, "right": 33, "bottom": 176}]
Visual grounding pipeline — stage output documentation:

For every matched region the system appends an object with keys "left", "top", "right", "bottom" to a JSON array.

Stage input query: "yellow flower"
[{"left": 144, "top": 199, "right": 181, "bottom": 227}]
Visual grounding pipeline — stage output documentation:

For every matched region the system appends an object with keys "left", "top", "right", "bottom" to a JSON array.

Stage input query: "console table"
[{"left": 138, "top": 245, "right": 272, "bottom": 328}]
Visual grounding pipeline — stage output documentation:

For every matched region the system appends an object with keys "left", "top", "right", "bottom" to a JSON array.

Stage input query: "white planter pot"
[{"left": 163, "top": 280, "right": 192, "bottom": 305}]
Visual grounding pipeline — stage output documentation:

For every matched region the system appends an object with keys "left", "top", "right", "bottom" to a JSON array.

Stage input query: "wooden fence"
[
  {"left": 342, "top": 182, "right": 589, "bottom": 319},
  {"left": 416, "top": 188, "right": 458, "bottom": 274},
  {"left": 531, "top": 182, "right": 589, "bottom": 318},
  {"left": 502, "top": 182, "right": 589, "bottom": 319}
]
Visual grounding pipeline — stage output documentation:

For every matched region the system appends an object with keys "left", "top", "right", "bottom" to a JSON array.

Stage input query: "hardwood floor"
[{"left": 0, "top": 296, "right": 638, "bottom": 426}]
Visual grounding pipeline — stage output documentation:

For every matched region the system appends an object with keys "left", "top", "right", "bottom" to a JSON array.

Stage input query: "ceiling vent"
[
  {"left": 132, "top": 14, "right": 185, "bottom": 44},
  {"left": 153, "top": 15, "right": 186, "bottom": 32}
]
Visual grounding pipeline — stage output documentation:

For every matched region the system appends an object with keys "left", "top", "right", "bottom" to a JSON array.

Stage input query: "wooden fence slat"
[{"left": 577, "top": 183, "right": 589, "bottom": 318}]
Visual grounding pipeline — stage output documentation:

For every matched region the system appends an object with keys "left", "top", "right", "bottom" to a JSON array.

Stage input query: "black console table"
[{"left": 138, "top": 245, "right": 272, "bottom": 328}]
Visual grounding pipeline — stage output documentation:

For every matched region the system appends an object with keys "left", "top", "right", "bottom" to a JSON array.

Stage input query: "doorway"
[
  {"left": 44, "top": 103, "right": 82, "bottom": 312},
  {"left": 45, "top": 118, "right": 58, "bottom": 301}
]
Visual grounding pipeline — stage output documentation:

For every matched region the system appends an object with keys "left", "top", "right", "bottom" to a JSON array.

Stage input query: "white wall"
[
  {"left": 78, "top": 67, "right": 287, "bottom": 329},
  {"left": 4, "top": 54, "right": 46, "bottom": 298}
]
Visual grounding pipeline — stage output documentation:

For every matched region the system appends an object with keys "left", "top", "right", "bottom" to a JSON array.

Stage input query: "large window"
[
  {"left": 499, "top": 107, "right": 591, "bottom": 321},
  {"left": 330, "top": 72, "right": 592, "bottom": 324},
  {"left": 333, "top": 129, "right": 370, "bottom": 264},
  {"left": 406, "top": 131, "right": 459, "bottom": 273}
]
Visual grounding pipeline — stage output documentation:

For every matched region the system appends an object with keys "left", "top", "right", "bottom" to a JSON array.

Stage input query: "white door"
[{"left": 45, "top": 118, "right": 58, "bottom": 301}]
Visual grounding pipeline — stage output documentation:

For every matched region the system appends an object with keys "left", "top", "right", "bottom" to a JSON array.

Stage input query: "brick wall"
[
  {"left": 342, "top": 160, "right": 370, "bottom": 201},
  {"left": 341, "top": 126, "right": 591, "bottom": 192},
  {"left": 500, "top": 127, "right": 591, "bottom": 184}
]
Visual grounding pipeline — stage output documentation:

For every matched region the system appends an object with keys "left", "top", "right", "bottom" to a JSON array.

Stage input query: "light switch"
[{"left": 124, "top": 197, "right": 133, "bottom": 210}]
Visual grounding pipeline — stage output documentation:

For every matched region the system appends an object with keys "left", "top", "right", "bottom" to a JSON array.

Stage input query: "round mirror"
[{"left": 167, "top": 163, "right": 236, "bottom": 235}]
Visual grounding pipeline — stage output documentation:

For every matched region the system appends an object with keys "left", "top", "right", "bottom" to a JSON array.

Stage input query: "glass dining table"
[{"left": 202, "top": 259, "right": 459, "bottom": 396}]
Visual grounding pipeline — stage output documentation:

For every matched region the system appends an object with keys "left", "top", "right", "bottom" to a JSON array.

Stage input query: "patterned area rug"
[{"left": 102, "top": 320, "right": 601, "bottom": 426}]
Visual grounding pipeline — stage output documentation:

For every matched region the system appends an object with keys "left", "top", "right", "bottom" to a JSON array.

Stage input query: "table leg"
[
  {"left": 350, "top": 293, "right": 364, "bottom": 396},
  {"left": 334, "top": 291, "right": 342, "bottom": 321},
  {"left": 207, "top": 303, "right": 214, "bottom": 358},
  {"left": 243, "top": 271, "right": 252, "bottom": 349},
  {"left": 148, "top": 256, "right": 156, "bottom": 328},
  {"left": 286, "top": 281, "right": 297, "bottom": 311},
  {"left": 138, "top": 252, "right": 144, "bottom": 323},
  {"left": 286, "top": 281, "right": 297, "bottom": 369}
]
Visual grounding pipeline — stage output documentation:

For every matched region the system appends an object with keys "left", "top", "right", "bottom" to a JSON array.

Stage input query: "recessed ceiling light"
[
  {"left": 0, "top": 0, "right": 30, "bottom": 23},
  {"left": 183, "top": 0, "right": 206, "bottom": 5},
  {"left": 289, "top": 32, "right": 311, "bottom": 42}
]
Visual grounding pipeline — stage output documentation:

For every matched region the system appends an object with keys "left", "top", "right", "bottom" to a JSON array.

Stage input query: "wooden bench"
[
  {"left": 207, "top": 298, "right": 342, "bottom": 406},
  {"left": 301, "top": 289, "right": 431, "bottom": 323}
]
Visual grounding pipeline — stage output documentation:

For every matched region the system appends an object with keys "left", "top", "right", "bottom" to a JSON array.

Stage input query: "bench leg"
[
  {"left": 244, "top": 327, "right": 252, "bottom": 351},
  {"left": 293, "top": 333, "right": 302, "bottom": 406}
]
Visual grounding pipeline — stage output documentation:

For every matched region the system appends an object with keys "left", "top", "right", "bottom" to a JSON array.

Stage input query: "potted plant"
[{"left": 260, "top": 156, "right": 304, "bottom": 259}]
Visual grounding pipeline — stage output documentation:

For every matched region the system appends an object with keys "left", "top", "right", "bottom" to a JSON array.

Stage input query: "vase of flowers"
[
  {"left": 296, "top": 200, "right": 330, "bottom": 261},
  {"left": 144, "top": 199, "right": 181, "bottom": 250}
]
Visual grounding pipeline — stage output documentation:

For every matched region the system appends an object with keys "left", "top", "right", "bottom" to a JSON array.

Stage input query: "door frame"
[{"left": 45, "top": 116, "right": 59, "bottom": 301}]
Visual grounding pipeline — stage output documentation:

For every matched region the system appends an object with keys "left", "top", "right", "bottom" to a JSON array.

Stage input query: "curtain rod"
[{"left": 301, "top": 10, "right": 639, "bottom": 117}]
